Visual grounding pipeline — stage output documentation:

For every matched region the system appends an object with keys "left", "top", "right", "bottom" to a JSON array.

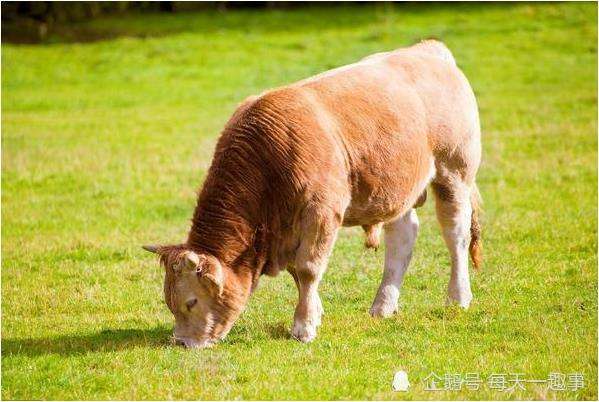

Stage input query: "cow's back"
[
  {"left": 238, "top": 40, "right": 478, "bottom": 229},
  {"left": 289, "top": 41, "right": 477, "bottom": 225}
]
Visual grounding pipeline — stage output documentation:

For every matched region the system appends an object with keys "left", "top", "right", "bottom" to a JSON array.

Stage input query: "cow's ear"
[{"left": 194, "top": 253, "right": 224, "bottom": 297}]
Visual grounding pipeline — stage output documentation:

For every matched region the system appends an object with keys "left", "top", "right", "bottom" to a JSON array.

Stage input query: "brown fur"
[
  {"left": 362, "top": 188, "right": 427, "bottom": 250},
  {"left": 147, "top": 39, "right": 483, "bottom": 345}
]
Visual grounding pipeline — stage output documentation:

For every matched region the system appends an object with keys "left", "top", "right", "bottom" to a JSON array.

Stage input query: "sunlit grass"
[{"left": 1, "top": 2, "right": 597, "bottom": 400}]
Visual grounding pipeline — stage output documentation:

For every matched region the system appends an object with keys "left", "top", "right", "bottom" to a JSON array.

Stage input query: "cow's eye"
[{"left": 185, "top": 298, "right": 198, "bottom": 311}]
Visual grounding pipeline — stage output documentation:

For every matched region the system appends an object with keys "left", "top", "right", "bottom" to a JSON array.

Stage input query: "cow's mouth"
[{"left": 173, "top": 336, "right": 217, "bottom": 349}]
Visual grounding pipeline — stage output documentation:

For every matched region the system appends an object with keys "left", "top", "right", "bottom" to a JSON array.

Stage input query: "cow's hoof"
[
  {"left": 369, "top": 301, "right": 397, "bottom": 318},
  {"left": 446, "top": 291, "right": 473, "bottom": 309},
  {"left": 291, "top": 322, "right": 317, "bottom": 343},
  {"left": 370, "top": 286, "right": 399, "bottom": 318}
]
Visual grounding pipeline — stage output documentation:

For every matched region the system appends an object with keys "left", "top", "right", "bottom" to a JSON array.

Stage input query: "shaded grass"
[{"left": 2, "top": 2, "right": 597, "bottom": 400}]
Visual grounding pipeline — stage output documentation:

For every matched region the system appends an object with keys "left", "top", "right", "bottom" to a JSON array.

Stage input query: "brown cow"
[{"left": 144, "top": 40, "right": 482, "bottom": 347}]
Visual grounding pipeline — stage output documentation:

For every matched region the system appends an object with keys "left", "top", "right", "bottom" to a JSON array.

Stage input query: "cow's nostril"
[{"left": 174, "top": 338, "right": 186, "bottom": 347}]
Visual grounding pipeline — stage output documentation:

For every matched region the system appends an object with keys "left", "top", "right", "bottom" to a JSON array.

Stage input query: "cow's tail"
[{"left": 469, "top": 183, "right": 483, "bottom": 270}]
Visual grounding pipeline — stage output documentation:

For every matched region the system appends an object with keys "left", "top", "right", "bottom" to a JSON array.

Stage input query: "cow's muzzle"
[{"left": 172, "top": 336, "right": 215, "bottom": 349}]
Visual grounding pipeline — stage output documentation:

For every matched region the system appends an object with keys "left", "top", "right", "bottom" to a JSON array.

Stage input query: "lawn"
[{"left": 1, "top": 2, "right": 597, "bottom": 400}]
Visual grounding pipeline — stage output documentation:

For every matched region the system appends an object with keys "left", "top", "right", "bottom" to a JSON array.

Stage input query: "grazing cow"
[{"left": 143, "top": 40, "right": 482, "bottom": 348}]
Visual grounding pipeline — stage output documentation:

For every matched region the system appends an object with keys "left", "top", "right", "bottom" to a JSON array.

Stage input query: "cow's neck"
[
  {"left": 186, "top": 194, "right": 258, "bottom": 267},
  {"left": 185, "top": 131, "right": 271, "bottom": 273}
]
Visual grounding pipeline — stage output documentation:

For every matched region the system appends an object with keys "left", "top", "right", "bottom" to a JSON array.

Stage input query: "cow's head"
[{"left": 143, "top": 244, "right": 249, "bottom": 348}]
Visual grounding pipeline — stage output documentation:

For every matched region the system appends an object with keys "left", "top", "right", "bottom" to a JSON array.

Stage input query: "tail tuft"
[{"left": 469, "top": 184, "right": 483, "bottom": 270}]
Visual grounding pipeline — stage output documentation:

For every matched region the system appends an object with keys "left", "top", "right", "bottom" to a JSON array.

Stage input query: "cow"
[{"left": 143, "top": 39, "right": 482, "bottom": 348}]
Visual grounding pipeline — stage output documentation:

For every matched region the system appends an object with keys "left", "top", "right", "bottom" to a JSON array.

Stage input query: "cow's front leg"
[
  {"left": 291, "top": 209, "right": 339, "bottom": 343},
  {"left": 289, "top": 268, "right": 324, "bottom": 329}
]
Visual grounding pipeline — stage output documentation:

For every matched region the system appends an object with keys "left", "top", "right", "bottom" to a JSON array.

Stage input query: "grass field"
[{"left": 2, "top": 2, "right": 597, "bottom": 400}]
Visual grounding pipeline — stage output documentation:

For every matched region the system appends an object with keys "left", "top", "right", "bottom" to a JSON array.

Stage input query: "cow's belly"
[
  {"left": 342, "top": 187, "right": 412, "bottom": 227},
  {"left": 341, "top": 153, "right": 434, "bottom": 227}
]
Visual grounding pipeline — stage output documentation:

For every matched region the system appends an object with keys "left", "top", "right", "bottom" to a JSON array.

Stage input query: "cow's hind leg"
[
  {"left": 291, "top": 207, "right": 339, "bottom": 343},
  {"left": 432, "top": 179, "right": 475, "bottom": 308},
  {"left": 369, "top": 209, "right": 419, "bottom": 317}
]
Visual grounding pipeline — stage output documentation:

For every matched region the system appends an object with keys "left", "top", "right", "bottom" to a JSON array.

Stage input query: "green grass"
[{"left": 2, "top": 2, "right": 597, "bottom": 400}]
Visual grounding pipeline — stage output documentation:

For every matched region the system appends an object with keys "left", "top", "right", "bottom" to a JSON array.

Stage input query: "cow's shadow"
[
  {"left": 2, "top": 327, "right": 172, "bottom": 358},
  {"left": 2, "top": 322, "right": 294, "bottom": 357}
]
